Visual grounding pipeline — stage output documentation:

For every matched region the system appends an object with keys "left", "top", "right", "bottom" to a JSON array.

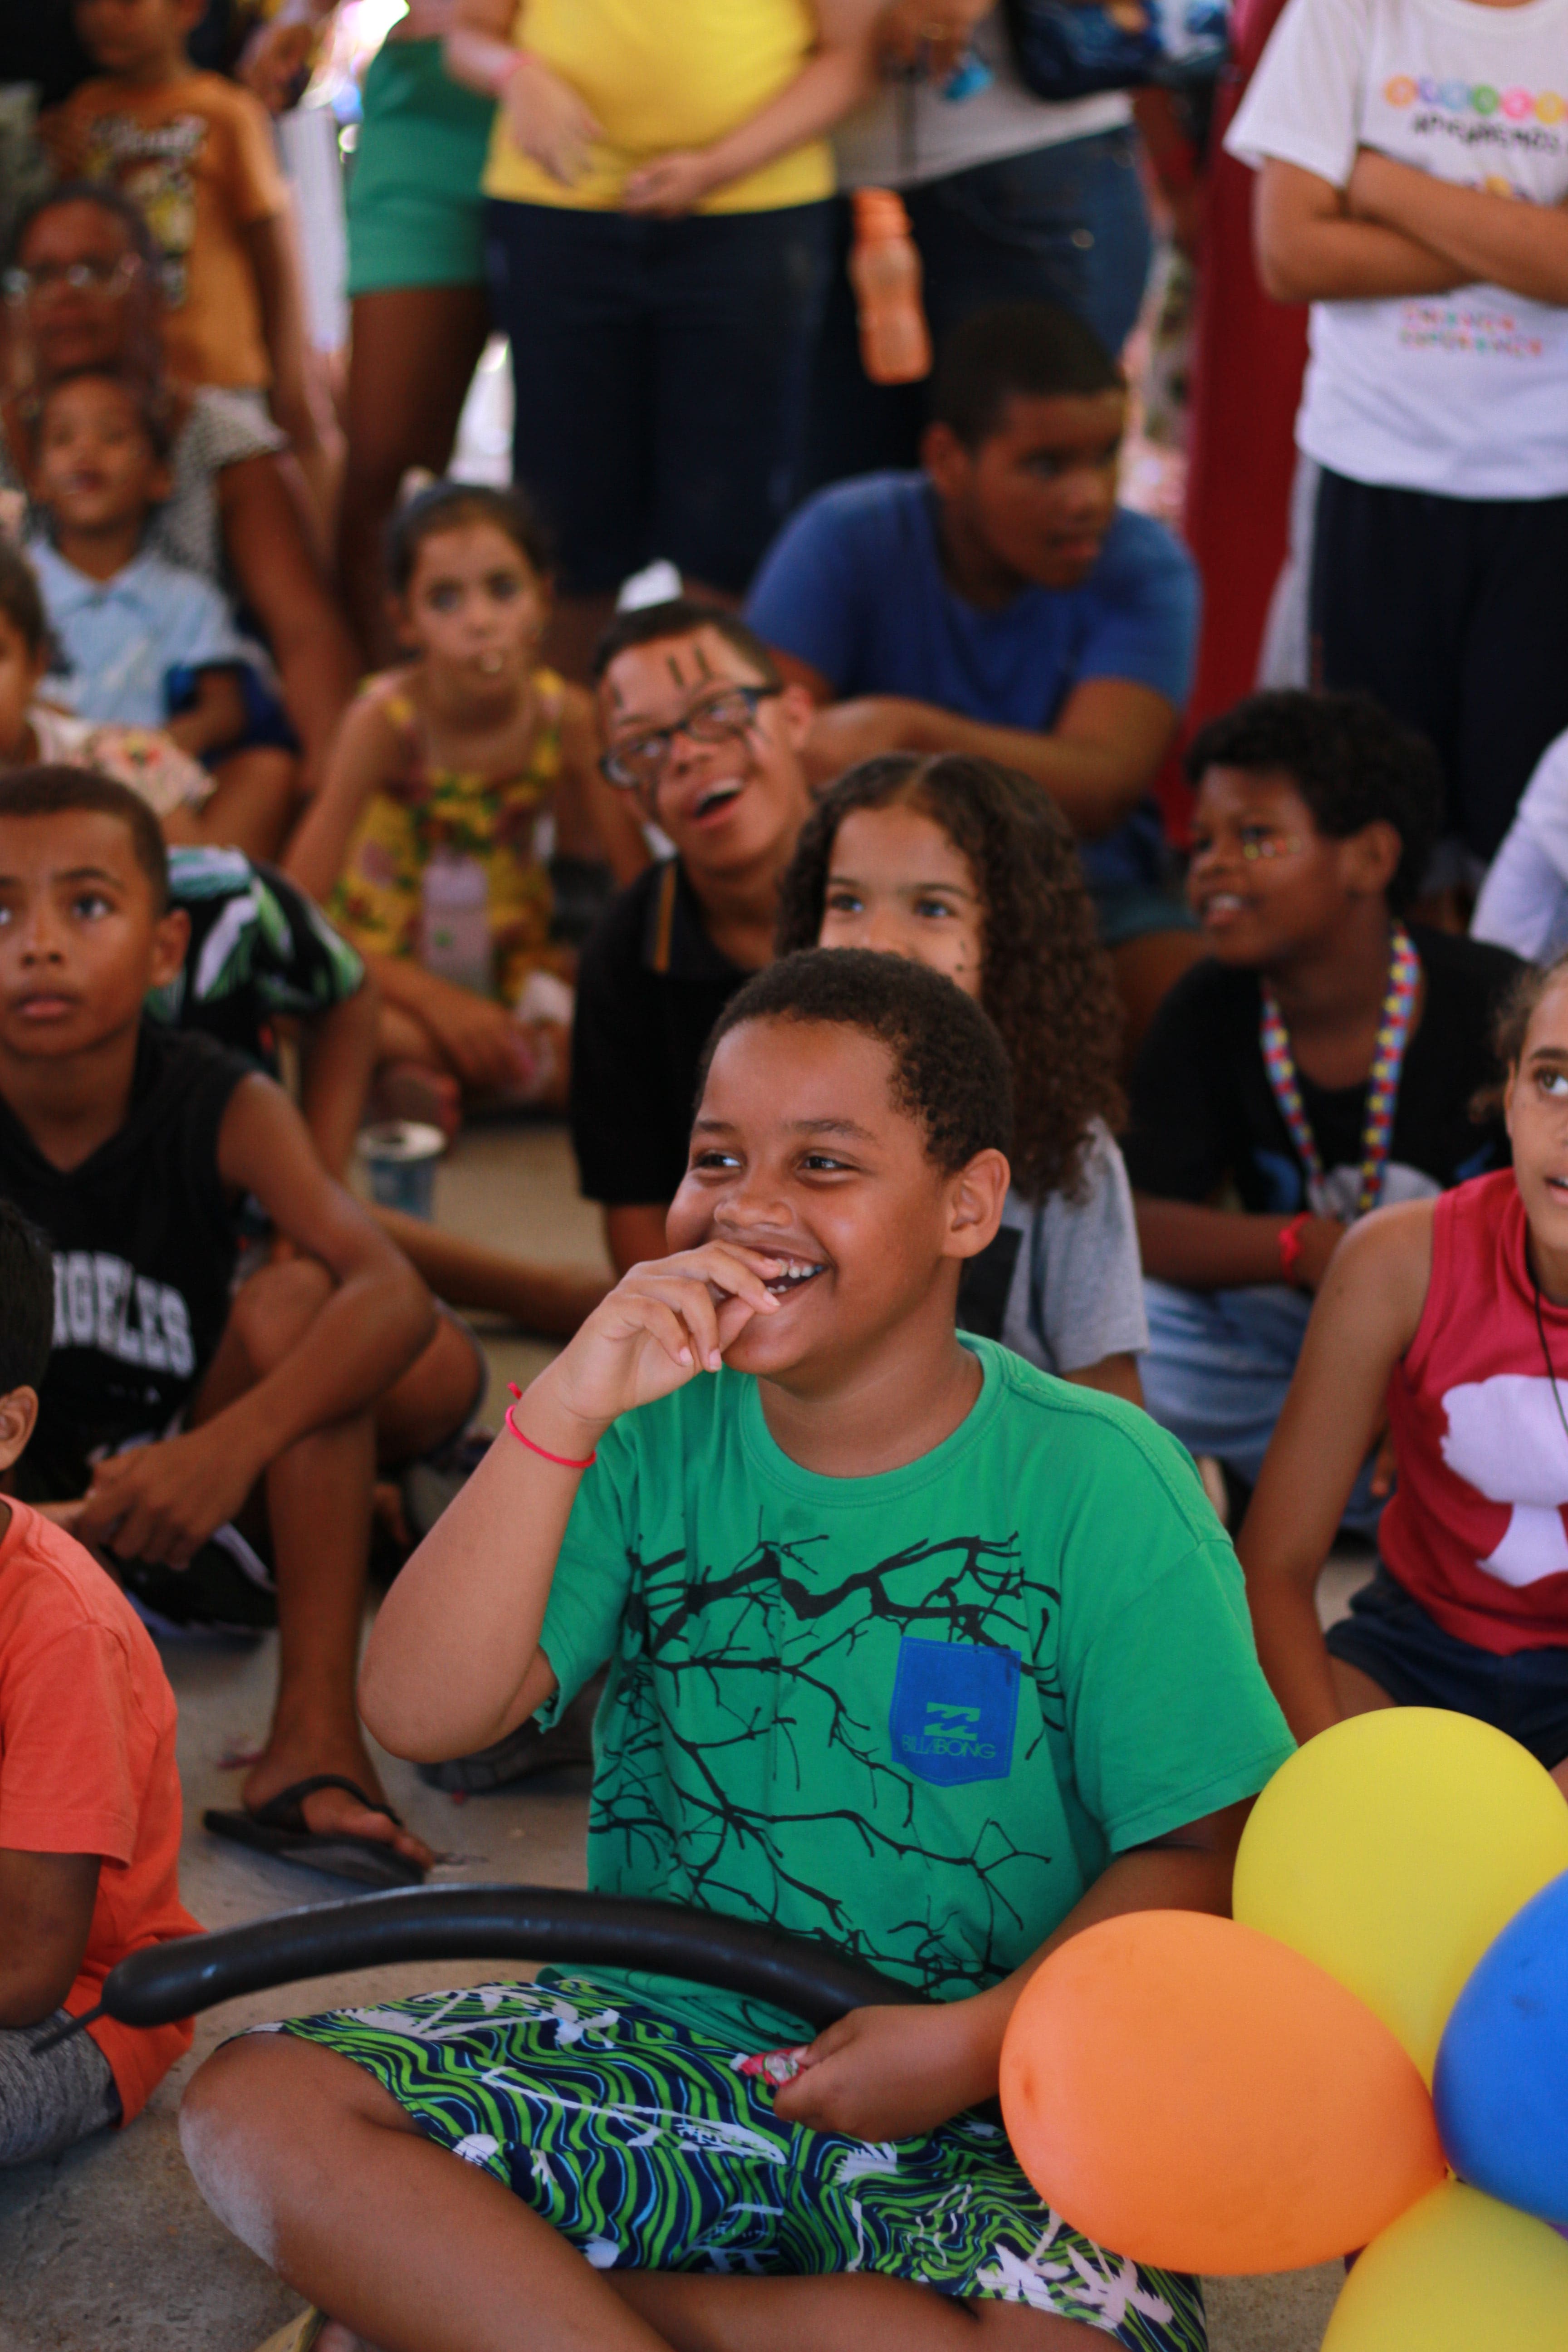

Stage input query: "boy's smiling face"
[
  {"left": 1186, "top": 765, "right": 1399, "bottom": 967},
  {"left": 666, "top": 1015, "right": 1006, "bottom": 1394},
  {"left": 598, "top": 628, "right": 814, "bottom": 887},
  {"left": 0, "top": 810, "right": 186, "bottom": 1066}
]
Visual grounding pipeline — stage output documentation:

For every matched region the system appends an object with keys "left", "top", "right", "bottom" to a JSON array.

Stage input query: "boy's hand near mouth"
[{"left": 538, "top": 1241, "right": 785, "bottom": 1439}]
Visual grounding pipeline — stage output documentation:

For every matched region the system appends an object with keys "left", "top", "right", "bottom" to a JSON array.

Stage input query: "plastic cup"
[{"left": 357, "top": 1120, "right": 447, "bottom": 1220}]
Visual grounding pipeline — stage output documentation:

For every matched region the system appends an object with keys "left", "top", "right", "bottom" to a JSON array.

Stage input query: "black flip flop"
[{"left": 204, "top": 1775, "right": 426, "bottom": 1890}]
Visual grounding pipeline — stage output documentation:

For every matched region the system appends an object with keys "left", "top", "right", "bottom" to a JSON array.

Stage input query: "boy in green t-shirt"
[{"left": 182, "top": 950, "right": 1294, "bottom": 2352}]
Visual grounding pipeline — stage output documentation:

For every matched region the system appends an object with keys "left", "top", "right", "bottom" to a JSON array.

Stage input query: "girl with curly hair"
[{"left": 777, "top": 752, "right": 1145, "bottom": 1401}]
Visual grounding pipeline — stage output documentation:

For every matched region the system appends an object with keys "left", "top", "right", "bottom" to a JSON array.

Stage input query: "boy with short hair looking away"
[
  {"left": 574, "top": 598, "right": 817, "bottom": 1274},
  {"left": 0, "top": 1196, "right": 199, "bottom": 2166},
  {"left": 1125, "top": 690, "right": 1520, "bottom": 1523},
  {"left": 745, "top": 301, "right": 1202, "bottom": 1043},
  {"left": 183, "top": 947, "right": 1292, "bottom": 2352},
  {"left": 0, "top": 765, "right": 477, "bottom": 1883}
]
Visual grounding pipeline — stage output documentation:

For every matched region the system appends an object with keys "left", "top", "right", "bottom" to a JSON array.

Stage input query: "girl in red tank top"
[{"left": 1239, "top": 953, "right": 1568, "bottom": 1789}]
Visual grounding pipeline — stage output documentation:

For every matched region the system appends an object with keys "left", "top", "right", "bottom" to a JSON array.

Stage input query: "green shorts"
[
  {"left": 274, "top": 1971, "right": 1204, "bottom": 2349},
  {"left": 345, "top": 39, "right": 493, "bottom": 297}
]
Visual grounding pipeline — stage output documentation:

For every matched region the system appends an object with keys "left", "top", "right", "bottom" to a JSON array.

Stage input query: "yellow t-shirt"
[{"left": 482, "top": 0, "right": 833, "bottom": 213}]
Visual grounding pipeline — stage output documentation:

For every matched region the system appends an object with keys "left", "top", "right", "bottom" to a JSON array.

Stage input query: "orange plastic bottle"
[{"left": 848, "top": 188, "right": 932, "bottom": 387}]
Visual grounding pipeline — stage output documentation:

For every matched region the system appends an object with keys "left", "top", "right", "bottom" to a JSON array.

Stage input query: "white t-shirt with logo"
[{"left": 1226, "top": 0, "right": 1568, "bottom": 498}]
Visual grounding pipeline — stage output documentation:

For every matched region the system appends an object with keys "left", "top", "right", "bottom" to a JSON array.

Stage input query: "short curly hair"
[
  {"left": 1184, "top": 691, "right": 1442, "bottom": 913},
  {"left": 775, "top": 756, "right": 1122, "bottom": 1201},
  {"left": 699, "top": 947, "right": 1013, "bottom": 1177}
]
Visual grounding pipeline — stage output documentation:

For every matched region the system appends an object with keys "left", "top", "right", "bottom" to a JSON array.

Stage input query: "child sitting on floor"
[
  {"left": 24, "top": 369, "right": 295, "bottom": 858},
  {"left": 0, "top": 534, "right": 211, "bottom": 835},
  {"left": 0, "top": 1197, "right": 200, "bottom": 2166},
  {"left": 181, "top": 947, "right": 1293, "bottom": 2352},
  {"left": 1124, "top": 689, "right": 1521, "bottom": 1529},
  {"left": 1240, "top": 956, "right": 1568, "bottom": 1791},
  {"left": 286, "top": 480, "right": 645, "bottom": 1130},
  {"left": 0, "top": 764, "right": 481, "bottom": 1889},
  {"left": 778, "top": 753, "right": 1145, "bottom": 1400}
]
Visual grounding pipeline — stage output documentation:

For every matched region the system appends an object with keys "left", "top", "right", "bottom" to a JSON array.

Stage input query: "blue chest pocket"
[{"left": 890, "top": 1637, "right": 1020, "bottom": 1787}]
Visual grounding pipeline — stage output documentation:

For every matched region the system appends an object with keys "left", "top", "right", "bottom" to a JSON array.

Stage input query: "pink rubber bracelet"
[{"left": 504, "top": 1388, "right": 595, "bottom": 1470}]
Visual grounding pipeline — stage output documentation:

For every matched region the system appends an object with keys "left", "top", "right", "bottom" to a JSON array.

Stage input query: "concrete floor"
[{"left": 0, "top": 1122, "right": 1354, "bottom": 2352}]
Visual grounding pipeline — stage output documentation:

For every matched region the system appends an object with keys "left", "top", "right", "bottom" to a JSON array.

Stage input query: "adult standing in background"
[
  {"left": 809, "top": 0, "right": 1153, "bottom": 485},
  {"left": 444, "top": 0, "right": 882, "bottom": 680},
  {"left": 240, "top": 0, "right": 498, "bottom": 666}
]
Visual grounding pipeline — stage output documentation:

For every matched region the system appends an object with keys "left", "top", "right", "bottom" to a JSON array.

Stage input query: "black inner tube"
[{"left": 93, "top": 1886, "right": 929, "bottom": 2035}]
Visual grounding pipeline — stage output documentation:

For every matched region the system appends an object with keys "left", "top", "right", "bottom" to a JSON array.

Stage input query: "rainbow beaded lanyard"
[{"left": 1259, "top": 923, "right": 1421, "bottom": 1220}]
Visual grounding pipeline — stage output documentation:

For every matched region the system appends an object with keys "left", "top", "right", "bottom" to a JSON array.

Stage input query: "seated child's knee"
[
  {"left": 179, "top": 2038, "right": 300, "bottom": 2250},
  {"left": 230, "top": 1257, "right": 337, "bottom": 1371}
]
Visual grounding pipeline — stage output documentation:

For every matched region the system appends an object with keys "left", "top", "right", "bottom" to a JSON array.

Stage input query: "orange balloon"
[{"left": 999, "top": 1910, "right": 1446, "bottom": 2276}]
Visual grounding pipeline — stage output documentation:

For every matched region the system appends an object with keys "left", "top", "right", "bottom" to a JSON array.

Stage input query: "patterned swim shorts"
[{"left": 273, "top": 1972, "right": 1203, "bottom": 2351}]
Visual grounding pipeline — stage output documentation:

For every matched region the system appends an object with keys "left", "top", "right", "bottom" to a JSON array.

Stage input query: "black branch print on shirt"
[{"left": 591, "top": 1526, "right": 1067, "bottom": 2002}]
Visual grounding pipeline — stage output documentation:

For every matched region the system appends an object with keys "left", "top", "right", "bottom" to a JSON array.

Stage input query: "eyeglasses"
[
  {"left": 600, "top": 684, "right": 782, "bottom": 793},
  {"left": 3, "top": 256, "right": 142, "bottom": 302}
]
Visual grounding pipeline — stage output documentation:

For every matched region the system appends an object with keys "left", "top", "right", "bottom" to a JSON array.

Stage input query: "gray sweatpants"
[{"left": 0, "top": 2013, "right": 121, "bottom": 2166}]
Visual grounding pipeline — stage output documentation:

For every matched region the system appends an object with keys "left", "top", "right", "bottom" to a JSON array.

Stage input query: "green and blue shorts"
[
  {"left": 345, "top": 39, "right": 493, "bottom": 298},
  {"left": 271, "top": 1971, "right": 1204, "bottom": 2350}
]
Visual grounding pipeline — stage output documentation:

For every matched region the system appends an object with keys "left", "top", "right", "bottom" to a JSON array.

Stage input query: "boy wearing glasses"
[
  {"left": 575, "top": 598, "right": 816, "bottom": 1274},
  {"left": 1124, "top": 690, "right": 1520, "bottom": 1525}
]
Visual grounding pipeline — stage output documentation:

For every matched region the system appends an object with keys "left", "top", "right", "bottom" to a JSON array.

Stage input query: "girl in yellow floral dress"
[{"left": 285, "top": 481, "right": 646, "bottom": 1125}]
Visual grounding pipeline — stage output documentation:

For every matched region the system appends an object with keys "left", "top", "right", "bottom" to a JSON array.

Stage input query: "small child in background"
[
  {"left": 287, "top": 482, "right": 642, "bottom": 1129},
  {"left": 0, "top": 534, "right": 213, "bottom": 835},
  {"left": 45, "top": 0, "right": 325, "bottom": 491},
  {"left": 24, "top": 370, "right": 297, "bottom": 857},
  {"left": 0, "top": 1198, "right": 201, "bottom": 2165},
  {"left": 777, "top": 753, "right": 1147, "bottom": 1401}
]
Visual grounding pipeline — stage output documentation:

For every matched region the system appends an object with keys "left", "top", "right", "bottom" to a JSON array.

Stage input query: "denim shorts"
[
  {"left": 1326, "top": 1568, "right": 1568, "bottom": 1770},
  {"left": 484, "top": 197, "right": 833, "bottom": 595},
  {"left": 807, "top": 127, "right": 1152, "bottom": 485}
]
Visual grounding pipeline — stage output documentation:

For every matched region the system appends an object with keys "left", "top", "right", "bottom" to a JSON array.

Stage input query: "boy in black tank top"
[{"left": 0, "top": 768, "right": 468, "bottom": 1885}]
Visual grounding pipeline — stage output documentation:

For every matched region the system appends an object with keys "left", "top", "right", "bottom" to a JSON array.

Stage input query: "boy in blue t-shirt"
[
  {"left": 746, "top": 302, "right": 1203, "bottom": 1044},
  {"left": 182, "top": 950, "right": 1293, "bottom": 2352}
]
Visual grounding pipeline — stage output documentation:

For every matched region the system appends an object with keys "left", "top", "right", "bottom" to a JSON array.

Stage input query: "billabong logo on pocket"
[{"left": 889, "top": 1637, "right": 1020, "bottom": 1787}]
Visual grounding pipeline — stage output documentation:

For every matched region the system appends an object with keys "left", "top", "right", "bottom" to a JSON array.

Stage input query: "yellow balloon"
[
  {"left": 1321, "top": 2181, "right": 1568, "bottom": 2351},
  {"left": 1234, "top": 1710, "right": 1568, "bottom": 2081}
]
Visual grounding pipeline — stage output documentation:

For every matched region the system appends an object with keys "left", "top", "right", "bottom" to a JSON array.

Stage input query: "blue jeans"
[
  {"left": 1141, "top": 1279, "right": 1384, "bottom": 1537},
  {"left": 485, "top": 198, "right": 833, "bottom": 595},
  {"left": 806, "top": 128, "right": 1153, "bottom": 487}
]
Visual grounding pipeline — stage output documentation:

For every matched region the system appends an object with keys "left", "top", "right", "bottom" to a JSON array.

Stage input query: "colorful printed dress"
[{"left": 328, "top": 671, "right": 568, "bottom": 1004}]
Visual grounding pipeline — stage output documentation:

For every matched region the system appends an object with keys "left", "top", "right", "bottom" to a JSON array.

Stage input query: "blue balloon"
[{"left": 1435, "top": 1867, "right": 1568, "bottom": 2229}]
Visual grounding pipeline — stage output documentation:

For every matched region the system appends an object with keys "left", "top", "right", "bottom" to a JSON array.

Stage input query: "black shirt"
[
  {"left": 570, "top": 859, "right": 750, "bottom": 1208},
  {"left": 0, "top": 1023, "right": 252, "bottom": 1499},
  {"left": 1124, "top": 926, "right": 1522, "bottom": 1215}
]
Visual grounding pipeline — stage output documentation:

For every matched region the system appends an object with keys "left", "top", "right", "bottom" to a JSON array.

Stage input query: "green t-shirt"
[{"left": 539, "top": 1336, "right": 1294, "bottom": 2045}]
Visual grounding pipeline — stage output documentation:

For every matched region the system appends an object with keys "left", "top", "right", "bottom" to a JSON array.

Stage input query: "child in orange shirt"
[
  {"left": 47, "top": 0, "right": 324, "bottom": 495},
  {"left": 0, "top": 1198, "right": 201, "bottom": 2162}
]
